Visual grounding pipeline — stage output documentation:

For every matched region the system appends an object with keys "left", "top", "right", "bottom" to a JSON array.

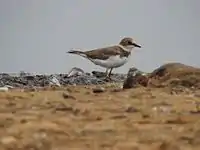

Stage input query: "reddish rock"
[{"left": 123, "top": 73, "right": 149, "bottom": 89}]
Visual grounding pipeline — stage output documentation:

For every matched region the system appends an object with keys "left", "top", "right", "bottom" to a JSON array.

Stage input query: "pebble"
[
  {"left": 92, "top": 87, "right": 105, "bottom": 93},
  {"left": 123, "top": 67, "right": 148, "bottom": 89},
  {"left": 49, "top": 75, "right": 61, "bottom": 87},
  {"left": 125, "top": 106, "right": 140, "bottom": 113},
  {"left": 0, "top": 87, "right": 9, "bottom": 92},
  {"left": 62, "top": 92, "right": 76, "bottom": 100},
  {"left": 67, "top": 67, "right": 85, "bottom": 77}
]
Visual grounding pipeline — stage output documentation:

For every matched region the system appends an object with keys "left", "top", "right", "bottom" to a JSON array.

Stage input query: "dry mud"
[{"left": 0, "top": 85, "right": 200, "bottom": 150}]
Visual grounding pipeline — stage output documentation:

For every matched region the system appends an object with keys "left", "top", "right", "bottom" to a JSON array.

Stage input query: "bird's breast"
[{"left": 91, "top": 55, "right": 130, "bottom": 68}]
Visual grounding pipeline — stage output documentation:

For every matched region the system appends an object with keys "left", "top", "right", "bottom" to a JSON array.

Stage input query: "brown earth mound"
[{"left": 148, "top": 63, "right": 200, "bottom": 88}]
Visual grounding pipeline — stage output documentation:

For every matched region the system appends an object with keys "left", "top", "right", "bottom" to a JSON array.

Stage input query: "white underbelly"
[{"left": 90, "top": 55, "right": 130, "bottom": 68}]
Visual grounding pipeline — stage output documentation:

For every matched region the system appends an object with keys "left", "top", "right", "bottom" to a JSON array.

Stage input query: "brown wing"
[{"left": 84, "top": 46, "right": 127, "bottom": 60}]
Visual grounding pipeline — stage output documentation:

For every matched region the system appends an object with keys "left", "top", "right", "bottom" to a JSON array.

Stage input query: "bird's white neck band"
[{"left": 118, "top": 44, "right": 134, "bottom": 52}]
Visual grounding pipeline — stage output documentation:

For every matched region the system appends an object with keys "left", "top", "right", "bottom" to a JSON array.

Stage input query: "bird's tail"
[{"left": 67, "top": 49, "right": 87, "bottom": 57}]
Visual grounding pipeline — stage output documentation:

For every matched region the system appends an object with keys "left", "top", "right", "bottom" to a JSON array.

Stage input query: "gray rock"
[
  {"left": 127, "top": 67, "right": 147, "bottom": 77},
  {"left": 67, "top": 67, "right": 85, "bottom": 77},
  {"left": 48, "top": 75, "right": 61, "bottom": 87},
  {"left": 123, "top": 67, "right": 149, "bottom": 89},
  {"left": 93, "top": 87, "right": 105, "bottom": 93},
  {"left": 62, "top": 92, "right": 76, "bottom": 100}
]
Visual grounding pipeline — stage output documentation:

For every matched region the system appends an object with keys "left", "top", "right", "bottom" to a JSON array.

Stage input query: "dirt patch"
[{"left": 0, "top": 85, "right": 200, "bottom": 150}]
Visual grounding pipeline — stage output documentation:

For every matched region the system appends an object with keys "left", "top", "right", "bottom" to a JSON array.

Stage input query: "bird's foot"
[{"left": 104, "top": 76, "right": 113, "bottom": 82}]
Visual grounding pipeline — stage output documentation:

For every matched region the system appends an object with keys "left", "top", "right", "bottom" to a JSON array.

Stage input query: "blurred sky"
[{"left": 0, "top": 0, "right": 200, "bottom": 74}]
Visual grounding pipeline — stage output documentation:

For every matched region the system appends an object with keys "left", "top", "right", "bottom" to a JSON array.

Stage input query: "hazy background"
[{"left": 0, "top": 0, "right": 200, "bottom": 74}]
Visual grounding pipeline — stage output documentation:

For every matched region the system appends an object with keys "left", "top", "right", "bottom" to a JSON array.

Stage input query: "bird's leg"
[
  {"left": 104, "top": 68, "right": 113, "bottom": 82},
  {"left": 108, "top": 68, "right": 113, "bottom": 77},
  {"left": 104, "top": 68, "right": 112, "bottom": 81},
  {"left": 105, "top": 68, "right": 109, "bottom": 77}
]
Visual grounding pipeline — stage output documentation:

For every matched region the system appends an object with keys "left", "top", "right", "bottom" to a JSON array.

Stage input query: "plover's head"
[{"left": 119, "top": 37, "right": 141, "bottom": 51}]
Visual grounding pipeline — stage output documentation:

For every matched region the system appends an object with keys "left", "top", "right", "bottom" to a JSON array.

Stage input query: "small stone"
[
  {"left": 158, "top": 141, "right": 180, "bottom": 150},
  {"left": 123, "top": 68, "right": 149, "bottom": 89},
  {"left": 62, "top": 92, "right": 76, "bottom": 100},
  {"left": 111, "top": 115, "right": 126, "bottom": 119},
  {"left": 48, "top": 75, "right": 61, "bottom": 87},
  {"left": 55, "top": 104, "right": 73, "bottom": 111},
  {"left": 142, "top": 113, "right": 150, "bottom": 118},
  {"left": 67, "top": 67, "right": 85, "bottom": 77},
  {"left": 96, "top": 116, "right": 103, "bottom": 120},
  {"left": 93, "top": 87, "right": 105, "bottom": 93},
  {"left": 0, "top": 87, "right": 9, "bottom": 92},
  {"left": 126, "top": 106, "right": 139, "bottom": 113},
  {"left": 20, "top": 119, "right": 28, "bottom": 124}
]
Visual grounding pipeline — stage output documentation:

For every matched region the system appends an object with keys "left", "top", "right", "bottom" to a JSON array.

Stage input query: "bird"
[{"left": 67, "top": 37, "right": 141, "bottom": 80}]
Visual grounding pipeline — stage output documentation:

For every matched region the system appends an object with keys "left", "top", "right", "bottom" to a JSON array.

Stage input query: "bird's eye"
[{"left": 128, "top": 41, "right": 133, "bottom": 45}]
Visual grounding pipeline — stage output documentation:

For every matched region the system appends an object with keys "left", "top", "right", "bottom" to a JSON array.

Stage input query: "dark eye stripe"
[{"left": 128, "top": 41, "right": 132, "bottom": 45}]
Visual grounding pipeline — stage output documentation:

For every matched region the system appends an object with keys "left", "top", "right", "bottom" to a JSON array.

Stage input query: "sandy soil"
[{"left": 0, "top": 84, "right": 200, "bottom": 150}]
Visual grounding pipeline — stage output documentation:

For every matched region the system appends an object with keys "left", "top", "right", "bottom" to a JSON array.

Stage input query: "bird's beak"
[{"left": 132, "top": 43, "right": 141, "bottom": 48}]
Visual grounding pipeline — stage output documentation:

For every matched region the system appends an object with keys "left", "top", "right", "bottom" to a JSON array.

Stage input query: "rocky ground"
[
  {"left": 0, "top": 63, "right": 200, "bottom": 150},
  {"left": 0, "top": 68, "right": 129, "bottom": 88}
]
